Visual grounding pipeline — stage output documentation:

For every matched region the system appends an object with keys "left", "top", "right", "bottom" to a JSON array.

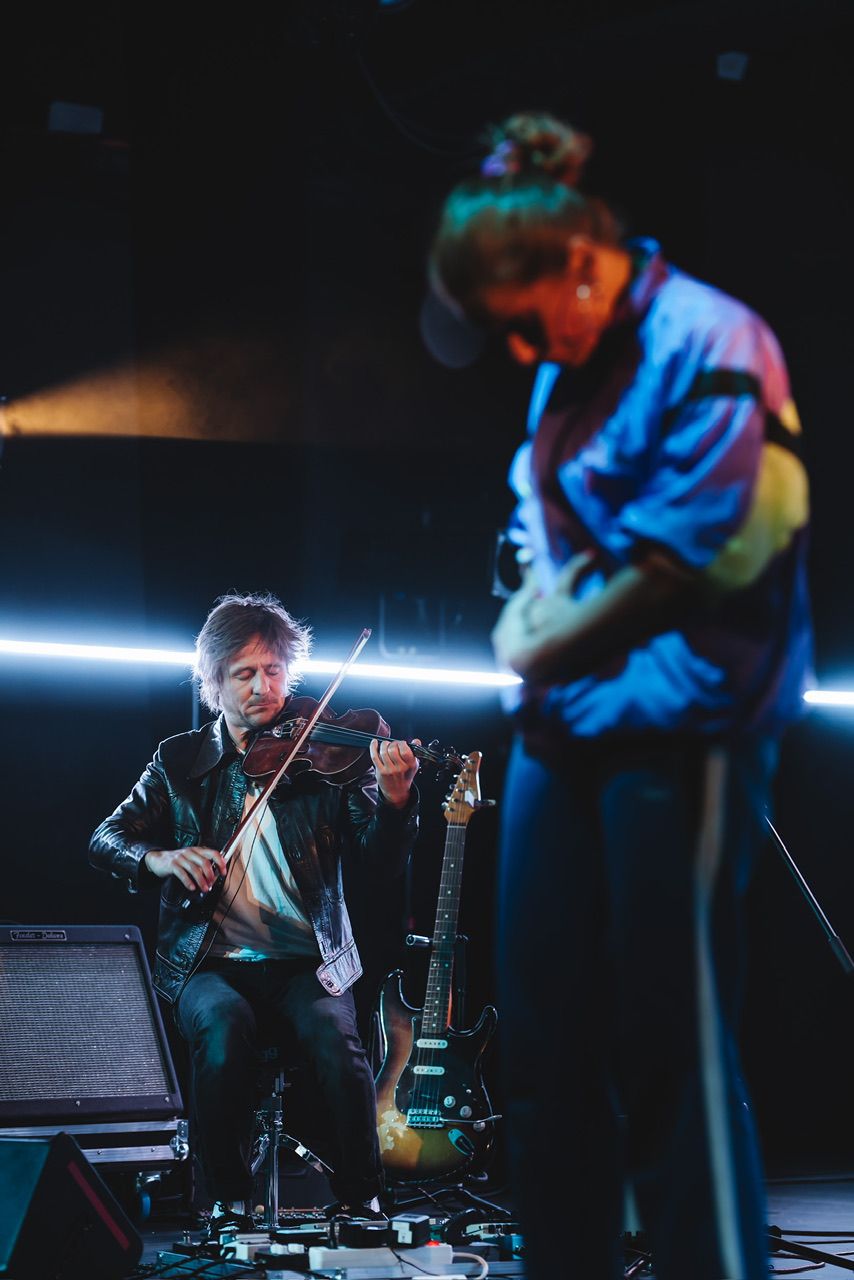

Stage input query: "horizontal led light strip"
[
  {"left": 307, "top": 660, "right": 521, "bottom": 687},
  {"left": 0, "top": 638, "right": 522, "bottom": 688},
  {"left": 804, "top": 690, "right": 854, "bottom": 707},
  {"left": 2, "top": 640, "right": 850, "bottom": 701},
  {"left": 0, "top": 639, "right": 195, "bottom": 665}
]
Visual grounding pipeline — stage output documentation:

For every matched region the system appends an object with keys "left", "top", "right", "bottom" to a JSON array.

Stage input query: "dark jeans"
[
  {"left": 497, "top": 732, "right": 777, "bottom": 1280},
  {"left": 175, "top": 956, "right": 383, "bottom": 1207}
]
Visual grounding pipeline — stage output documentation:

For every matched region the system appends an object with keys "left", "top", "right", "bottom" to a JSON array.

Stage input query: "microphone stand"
[
  {"left": 763, "top": 813, "right": 854, "bottom": 976},
  {"left": 615, "top": 815, "right": 854, "bottom": 1278},
  {"left": 760, "top": 813, "right": 854, "bottom": 1273}
]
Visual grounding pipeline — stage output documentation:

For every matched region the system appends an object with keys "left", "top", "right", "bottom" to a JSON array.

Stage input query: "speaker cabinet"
[
  {"left": 0, "top": 924, "right": 182, "bottom": 1124},
  {"left": 0, "top": 925, "right": 186, "bottom": 1180},
  {"left": 0, "top": 1131, "right": 143, "bottom": 1279}
]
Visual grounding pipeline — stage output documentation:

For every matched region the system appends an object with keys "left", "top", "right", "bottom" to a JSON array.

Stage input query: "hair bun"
[{"left": 489, "top": 111, "right": 593, "bottom": 188}]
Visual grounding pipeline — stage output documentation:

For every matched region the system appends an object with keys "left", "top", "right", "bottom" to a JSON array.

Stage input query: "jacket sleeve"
[
  {"left": 89, "top": 751, "right": 176, "bottom": 894},
  {"left": 341, "top": 766, "right": 420, "bottom": 882}
]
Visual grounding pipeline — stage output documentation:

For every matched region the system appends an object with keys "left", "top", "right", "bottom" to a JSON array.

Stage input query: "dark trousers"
[
  {"left": 496, "top": 732, "right": 777, "bottom": 1280},
  {"left": 175, "top": 957, "right": 383, "bottom": 1207}
]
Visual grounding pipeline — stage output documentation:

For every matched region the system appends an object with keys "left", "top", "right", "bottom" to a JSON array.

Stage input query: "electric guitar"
[{"left": 375, "top": 752, "right": 498, "bottom": 1182}]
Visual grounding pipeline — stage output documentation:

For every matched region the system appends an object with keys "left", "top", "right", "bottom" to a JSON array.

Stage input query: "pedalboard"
[
  {"left": 169, "top": 1207, "right": 523, "bottom": 1276},
  {"left": 164, "top": 1236, "right": 457, "bottom": 1278}
]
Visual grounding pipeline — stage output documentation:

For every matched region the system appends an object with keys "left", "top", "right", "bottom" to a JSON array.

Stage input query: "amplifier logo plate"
[{"left": 9, "top": 929, "right": 69, "bottom": 941}]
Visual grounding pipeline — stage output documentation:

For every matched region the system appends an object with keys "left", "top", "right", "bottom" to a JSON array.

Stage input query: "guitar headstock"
[{"left": 442, "top": 752, "right": 488, "bottom": 826}]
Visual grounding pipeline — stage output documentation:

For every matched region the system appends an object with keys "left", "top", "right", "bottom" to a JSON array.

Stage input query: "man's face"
[{"left": 218, "top": 636, "right": 289, "bottom": 746}]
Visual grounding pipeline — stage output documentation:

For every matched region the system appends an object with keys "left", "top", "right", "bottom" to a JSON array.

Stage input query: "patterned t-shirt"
[{"left": 209, "top": 777, "right": 320, "bottom": 960}]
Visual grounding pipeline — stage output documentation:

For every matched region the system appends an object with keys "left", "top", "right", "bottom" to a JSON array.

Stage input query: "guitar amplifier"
[{"left": 0, "top": 924, "right": 186, "bottom": 1169}]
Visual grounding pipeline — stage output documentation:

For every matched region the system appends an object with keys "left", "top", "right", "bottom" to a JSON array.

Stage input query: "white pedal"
[{"left": 232, "top": 1231, "right": 275, "bottom": 1259}]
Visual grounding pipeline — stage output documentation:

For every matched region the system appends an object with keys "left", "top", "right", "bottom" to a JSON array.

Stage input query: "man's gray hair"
[{"left": 194, "top": 591, "right": 312, "bottom": 713}]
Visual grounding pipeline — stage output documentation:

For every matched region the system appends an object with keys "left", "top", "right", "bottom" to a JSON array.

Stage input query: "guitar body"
[{"left": 375, "top": 968, "right": 498, "bottom": 1183}]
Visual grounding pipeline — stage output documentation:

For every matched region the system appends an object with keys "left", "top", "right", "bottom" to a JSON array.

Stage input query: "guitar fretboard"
[{"left": 421, "top": 818, "right": 467, "bottom": 1037}]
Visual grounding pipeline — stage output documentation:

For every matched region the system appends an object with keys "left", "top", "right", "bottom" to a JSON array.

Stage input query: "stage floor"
[
  {"left": 124, "top": 1166, "right": 854, "bottom": 1279},
  {"left": 764, "top": 1171, "right": 854, "bottom": 1279}
]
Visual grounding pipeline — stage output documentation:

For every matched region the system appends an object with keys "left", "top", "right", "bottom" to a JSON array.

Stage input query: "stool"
[{"left": 249, "top": 1044, "right": 335, "bottom": 1228}]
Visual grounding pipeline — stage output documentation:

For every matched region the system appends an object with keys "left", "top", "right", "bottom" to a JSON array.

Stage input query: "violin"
[{"left": 242, "top": 696, "right": 464, "bottom": 784}]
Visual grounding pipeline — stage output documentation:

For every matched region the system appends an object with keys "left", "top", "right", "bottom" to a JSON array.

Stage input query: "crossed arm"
[{"left": 491, "top": 551, "right": 688, "bottom": 686}]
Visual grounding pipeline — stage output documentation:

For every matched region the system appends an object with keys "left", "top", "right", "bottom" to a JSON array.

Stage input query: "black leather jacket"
[{"left": 89, "top": 713, "right": 419, "bottom": 1004}]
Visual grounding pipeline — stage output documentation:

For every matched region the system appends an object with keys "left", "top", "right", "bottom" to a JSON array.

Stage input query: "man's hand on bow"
[{"left": 144, "top": 846, "right": 227, "bottom": 893}]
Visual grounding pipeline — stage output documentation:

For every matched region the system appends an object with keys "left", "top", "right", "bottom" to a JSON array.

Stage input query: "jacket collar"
[
  {"left": 188, "top": 697, "right": 299, "bottom": 780},
  {"left": 616, "top": 237, "right": 670, "bottom": 324},
  {"left": 188, "top": 714, "right": 238, "bottom": 778}
]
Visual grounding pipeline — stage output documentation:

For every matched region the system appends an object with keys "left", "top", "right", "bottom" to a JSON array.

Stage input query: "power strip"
[{"left": 308, "top": 1241, "right": 455, "bottom": 1271}]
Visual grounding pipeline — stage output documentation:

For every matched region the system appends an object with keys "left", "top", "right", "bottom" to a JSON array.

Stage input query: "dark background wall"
[{"left": 2, "top": 0, "right": 854, "bottom": 1180}]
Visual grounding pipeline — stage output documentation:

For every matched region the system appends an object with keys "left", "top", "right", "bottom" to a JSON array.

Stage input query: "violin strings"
[{"left": 283, "top": 719, "right": 451, "bottom": 765}]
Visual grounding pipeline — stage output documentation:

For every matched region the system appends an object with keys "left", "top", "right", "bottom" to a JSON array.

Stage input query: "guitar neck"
[{"left": 421, "top": 816, "right": 467, "bottom": 1036}]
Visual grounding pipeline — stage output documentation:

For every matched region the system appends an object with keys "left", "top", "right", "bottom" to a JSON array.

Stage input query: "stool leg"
[
  {"left": 250, "top": 1129, "right": 270, "bottom": 1178},
  {"left": 251, "top": 1088, "right": 283, "bottom": 1230},
  {"left": 265, "top": 1096, "right": 282, "bottom": 1229},
  {"left": 279, "top": 1131, "right": 334, "bottom": 1177},
  {"left": 252, "top": 1063, "right": 336, "bottom": 1224}
]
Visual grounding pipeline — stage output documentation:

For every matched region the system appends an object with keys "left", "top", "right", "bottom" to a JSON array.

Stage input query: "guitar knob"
[
  {"left": 460, "top": 1105, "right": 473, "bottom": 1118},
  {"left": 443, "top": 1095, "right": 456, "bottom": 1108}
]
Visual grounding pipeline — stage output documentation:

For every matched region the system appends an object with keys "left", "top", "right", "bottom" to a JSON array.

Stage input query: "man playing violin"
[{"left": 89, "top": 591, "right": 420, "bottom": 1237}]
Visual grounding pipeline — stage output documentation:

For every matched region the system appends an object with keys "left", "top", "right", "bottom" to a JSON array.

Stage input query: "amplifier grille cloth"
[{"left": 0, "top": 944, "right": 173, "bottom": 1101}]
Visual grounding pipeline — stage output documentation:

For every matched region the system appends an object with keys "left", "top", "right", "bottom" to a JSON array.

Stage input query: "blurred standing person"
[{"left": 429, "top": 113, "right": 812, "bottom": 1280}]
